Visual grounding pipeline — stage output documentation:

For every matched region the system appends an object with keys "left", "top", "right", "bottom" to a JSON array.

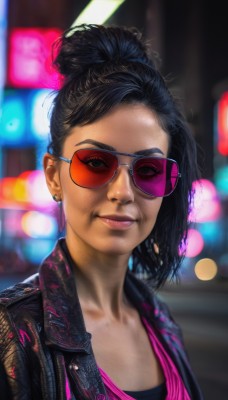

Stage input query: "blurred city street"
[{"left": 160, "top": 281, "right": 228, "bottom": 400}]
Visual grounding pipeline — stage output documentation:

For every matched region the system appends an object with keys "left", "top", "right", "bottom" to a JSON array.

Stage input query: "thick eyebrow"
[
  {"left": 75, "top": 139, "right": 115, "bottom": 151},
  {"left": 134, "top": 148, "right": 164, "bottom": 156},
  {"left": 75, "top": 139, "right": 164, "bottom": 156}
]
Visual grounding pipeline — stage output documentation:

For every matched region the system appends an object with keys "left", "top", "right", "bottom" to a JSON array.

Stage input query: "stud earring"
[
  {"left": 52, "top": 194, "right": 65, "bottom": 235},
  {"left": 52, "top": 194, "right": 61, "bottom": 202}
]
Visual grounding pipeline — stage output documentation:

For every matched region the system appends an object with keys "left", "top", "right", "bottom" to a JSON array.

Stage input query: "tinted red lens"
[
  {"left": 70, "top": 149, "right": 118, "bottom": 188},
  {"left": 133, "top": 157, "right": 179, "bottom": 196}
]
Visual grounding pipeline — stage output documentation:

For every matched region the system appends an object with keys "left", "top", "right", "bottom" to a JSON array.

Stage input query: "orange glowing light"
[
  {"left": 194, "top": 258, "right": 218, "bottom": 281},
  {"left": 0, "top": 170, "right": 54, "bottom": 210},
  {"left": 13, "top": 177, "right": 28, "bottom": 202}
]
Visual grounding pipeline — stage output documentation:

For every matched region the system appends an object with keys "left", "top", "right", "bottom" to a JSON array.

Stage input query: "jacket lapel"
[
  {"left": 39, "top": 239, "right": 107, "bottom": 399},
  {"left": 39, "top": 239, "right": 91, "bottom": 352}
]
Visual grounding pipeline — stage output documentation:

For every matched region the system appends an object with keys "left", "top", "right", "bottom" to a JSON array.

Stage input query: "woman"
[{"left": 0, "top": 24, "right": 204, "bottom": 399}]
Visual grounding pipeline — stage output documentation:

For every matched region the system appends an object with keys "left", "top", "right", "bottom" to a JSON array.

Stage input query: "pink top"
[{"left": 98, "top": 317, "right": 191, "bottom": 400}]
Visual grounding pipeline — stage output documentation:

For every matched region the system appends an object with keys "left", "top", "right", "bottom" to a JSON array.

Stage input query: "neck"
[{"left": 66, "top": 237, "right": 131, "bottom": 318}]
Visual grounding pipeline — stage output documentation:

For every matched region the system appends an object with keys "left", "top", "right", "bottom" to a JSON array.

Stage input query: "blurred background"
[{"left": 0, "top": 0, "right": 227, "bottom": 398}]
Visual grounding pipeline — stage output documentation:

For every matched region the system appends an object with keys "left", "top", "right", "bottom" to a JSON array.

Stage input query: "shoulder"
[
  {"left": 0, "top": 274, "right": 43, "bottom": 355},
  {"left": 0, "top": 275, "right": 49, "bottom": 397},
  {"left": 0, "top": 273, "right": 40, "bottom": 308},
  {"left": 0, "top": 274, "right": 42, "bottom": 337}
]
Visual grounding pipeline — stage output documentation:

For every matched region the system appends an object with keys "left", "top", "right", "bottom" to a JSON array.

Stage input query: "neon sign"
[
  {"left": 0, "top": 89, "right": 55, "bottom": 146},
  {"left": 7, "top": 28, "right": 62, "bottom": 89},
  {"left": 217, "top": 92, "right": 228, "bottom": 156}
]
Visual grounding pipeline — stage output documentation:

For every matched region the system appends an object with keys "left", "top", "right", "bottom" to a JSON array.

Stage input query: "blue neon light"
[
  {"left": 0, "top": 0, "right": 7, "bottom": 110},
  {"left": 0, "top": 92, "right": 26, "bottom": 145},
  {"left": 0, "top": 89, "right": 55, "bottom": 147},
  {"left": 30, "top": 89, "right": 54, "bottom": 140}
]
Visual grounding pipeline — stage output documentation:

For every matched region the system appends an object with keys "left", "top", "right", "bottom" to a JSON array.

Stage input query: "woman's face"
[{"left": 48, "top": 103, "right": 169, "bottom": 258}]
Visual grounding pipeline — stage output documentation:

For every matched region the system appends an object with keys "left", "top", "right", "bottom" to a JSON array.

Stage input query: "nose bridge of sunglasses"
[
  {"left": 116, "top": 164, "right": 134, "bottom": 182},
  {"left": 109, "top": 152, "right": 134, "bottom": 180},
  {"left": 109, "top": 164, "right": 135, "bottom": 195},
  {"left": 116, "top": 156, "right": 134, "bottom": 177},
  {"left": 115, "top": 152, "right": 136, "bottom": 172}
]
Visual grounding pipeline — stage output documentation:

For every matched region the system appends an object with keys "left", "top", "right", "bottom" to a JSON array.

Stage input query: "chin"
[{"left": 94, "top": 241, "right": 136, "bottom": 257}]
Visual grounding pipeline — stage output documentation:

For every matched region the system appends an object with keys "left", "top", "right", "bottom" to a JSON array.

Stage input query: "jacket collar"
[{"left": 39, "top": 238, "right": 91, "bottom": 353}]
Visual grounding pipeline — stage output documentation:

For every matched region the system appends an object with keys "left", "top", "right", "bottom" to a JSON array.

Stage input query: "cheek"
[
  {"left": 60, "top": 181, "right": 101, "bottom": 224},
  {"left": 142, "top": 198, "right": 163, "bottom": 230},
  {"left": 62, "top": 188, "right": 87, "bottom": 215}
]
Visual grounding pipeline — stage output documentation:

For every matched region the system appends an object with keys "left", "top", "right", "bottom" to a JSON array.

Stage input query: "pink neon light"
[
  {"left": 217, "top": 92, "right": 228, "bottom": 156},
  {"left": 8, "top": 28, "right": 63, "bottom": 89},
  {"left": 185, "top": 228, "right": 204, "bottom": 258},
  {"left": 189, "top": 179, "right": 221, "bottom": 223}
]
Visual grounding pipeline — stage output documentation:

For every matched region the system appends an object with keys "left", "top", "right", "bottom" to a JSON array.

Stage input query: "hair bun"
[{"left": 53, "top": 24, "right": 152, "bottom": 79}]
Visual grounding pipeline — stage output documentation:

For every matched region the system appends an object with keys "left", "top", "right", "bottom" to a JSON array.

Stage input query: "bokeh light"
[
  {"left": 194, "top": 258, "right": 218, "bottom": 281},
  {"left": 21, "top": 211, "right": 57, "bottom": 238},
  {"left": 0, "top": 0, "right": 7, "bottom": 109},
  {"left": 0, "top": 170, "right": 53, "bottom": 209},
  {"left": 21, "top": 239, "right": 56, "bottom": 264},
  {"left": 0, "top": 92, "right": 26, "bottom": 145},
  {"left": 30, "top": 89, "right": 55, "bottom": 140},
  {"left": 185, "top": 228, "right": 204, "bottom": 258},
  {"left": 216, "top": 91, "right": 228, "bottom": 156},
  {"left": 20, "top": 170, "right": 53, "bottom": 206},
  {"left": 7, "top": 27, "right": 62, "bottom": 89},
  {"left": 214, "top": 165, "right": 228, "bottom": 196},
  {"left": 189, "top": 179, "right": 221, "bottom": 223},
  {"left": 197, "top": 221, "right": 222, "bottom": 246}
]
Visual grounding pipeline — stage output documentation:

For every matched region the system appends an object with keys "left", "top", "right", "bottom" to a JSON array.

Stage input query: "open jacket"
[{"left": 0, "top": 239, "right": 203, "bottom": 400}]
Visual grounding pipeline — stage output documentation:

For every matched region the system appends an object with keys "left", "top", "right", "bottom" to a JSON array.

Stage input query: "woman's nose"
[{"left": 107, "top": 165, "right": 135, "bottom": 204}]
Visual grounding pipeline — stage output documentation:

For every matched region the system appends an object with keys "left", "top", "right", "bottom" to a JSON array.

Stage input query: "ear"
[{"left": 43, "top": 153, "right": 62, "bottom": 200}]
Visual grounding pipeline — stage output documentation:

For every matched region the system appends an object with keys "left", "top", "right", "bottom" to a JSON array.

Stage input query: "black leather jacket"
[{"left": 0, "top": 239, "right": 204, "bottom": 399}]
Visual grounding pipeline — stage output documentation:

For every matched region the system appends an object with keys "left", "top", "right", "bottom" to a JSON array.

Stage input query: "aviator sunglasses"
[{"left": 56, "top": 148, "right": 181, "bottom": 197}]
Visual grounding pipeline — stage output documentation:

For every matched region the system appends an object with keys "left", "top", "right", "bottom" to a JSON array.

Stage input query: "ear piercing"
[{"left": 52, "top": 194, "right": 62, "bottom": 202}]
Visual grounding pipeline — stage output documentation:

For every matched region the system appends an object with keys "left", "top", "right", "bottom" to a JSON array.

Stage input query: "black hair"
[{"left": 48, "top": 24, "right": 199, "bottom": 288}]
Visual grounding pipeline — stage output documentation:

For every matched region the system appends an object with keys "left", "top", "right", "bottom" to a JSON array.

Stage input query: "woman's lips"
[{"left": 97, "top": 215, "right": 136, "bottom": 229}]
